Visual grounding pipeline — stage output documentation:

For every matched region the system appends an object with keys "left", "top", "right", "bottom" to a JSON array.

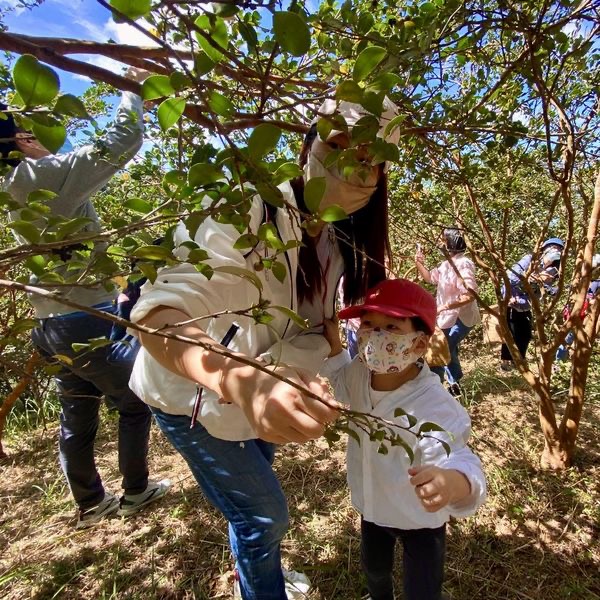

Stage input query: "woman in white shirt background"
[{"left": 415, "top": 228, "right": 480, "bottom": 397}]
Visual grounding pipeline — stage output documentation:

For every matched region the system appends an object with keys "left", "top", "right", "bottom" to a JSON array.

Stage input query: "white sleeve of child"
[
  {"left": 319, "top": 350, "right": 352, "bottom": 400},
  {"left": 420, "top": 407, "right": 487, "bottom": 518}
]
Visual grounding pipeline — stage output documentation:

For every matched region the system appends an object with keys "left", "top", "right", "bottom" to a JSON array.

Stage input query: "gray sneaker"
[
  {"left": 76, "top": 492, "right": 119, "bottom": 529},
  {"left": 117, "top": 478, "right": 171, "bottom": 517}
]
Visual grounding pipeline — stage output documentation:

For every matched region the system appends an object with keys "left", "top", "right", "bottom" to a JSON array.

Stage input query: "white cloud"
[{"left": 104, "top": 18, "right": 159, "bottom": 47}]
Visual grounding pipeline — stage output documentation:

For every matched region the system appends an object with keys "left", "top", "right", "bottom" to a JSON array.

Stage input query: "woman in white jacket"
[{"left": 129, "top": 99, "right": 400, "bottom": 599}]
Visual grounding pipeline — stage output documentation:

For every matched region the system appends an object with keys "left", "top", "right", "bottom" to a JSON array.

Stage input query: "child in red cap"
[{"left": 321, "top": 278, "right": 486, "bottom": 600}]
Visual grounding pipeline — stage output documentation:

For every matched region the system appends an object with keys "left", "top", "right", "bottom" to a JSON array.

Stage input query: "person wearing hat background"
[
  {"left": 322, "top": 278, "right": 486, "bottom": 600},
  {"left": 0, "top": 68, "right": 170, "bottom": 529},
  {"left": 415, "top": 227, "right": 480, "bottom": 397},
  {"left": 500, "top": 237, "right": 565, "bottom": 370},
  {"left": 129, "top": 97, "right": 400, "bottom": 599}
]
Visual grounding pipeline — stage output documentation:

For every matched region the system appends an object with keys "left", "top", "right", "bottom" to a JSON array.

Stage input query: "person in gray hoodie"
[{"left": 1, "top": 67, "right": 169, "bottom": 528}]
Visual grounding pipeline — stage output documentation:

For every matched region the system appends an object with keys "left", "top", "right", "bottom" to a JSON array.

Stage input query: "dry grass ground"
[{"left": 1, "top": 339, "right": 599, "bottom": 600}]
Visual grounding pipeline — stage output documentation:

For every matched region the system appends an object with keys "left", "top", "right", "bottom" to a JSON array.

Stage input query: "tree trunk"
[
  {"left": 0, "top": 352, "right": 40, "bottom": 459},
  {"left": 534, "top": 380, "right": 570, "bottom": 469}
]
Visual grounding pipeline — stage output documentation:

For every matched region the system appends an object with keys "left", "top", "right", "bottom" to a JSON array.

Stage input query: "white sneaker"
[
  {"left": 233, "top": 568, "right": 311, "bottom": 599},
  {"left": 75, "top": 492, "right": 119, "bottom": 529},
  {"left": 117, "top": 478, "right": 171, "bottom": 516},
  {"left": 282, "top": 568, "right": 311, "bottom": 598}
]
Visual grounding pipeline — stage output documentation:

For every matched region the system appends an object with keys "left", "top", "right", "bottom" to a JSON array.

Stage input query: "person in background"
[
  {"left": 129, "top": 98, "right": 400, "bottom": 599},
  {"left": 415, "top": 228, "right": 480, "bottom": 396},
  {"left": 500, "top": 238, "right": 564, "bottom": 370},
  {"left": 322, "top": 278, "right": 486, "bottom": 600},
  {"left": 0, "top": 68, "right": 170, "bottom": 529},
  {"left": 556, "top": 253, "right": 600, "bottom": 362}
]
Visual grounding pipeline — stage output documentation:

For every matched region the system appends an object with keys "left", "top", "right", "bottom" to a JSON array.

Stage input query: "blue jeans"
[
  {"left": 556, "top": 330, "right": 575, "bottom": 361},
  {"left": 431, "top": 318, "right": 472, "bottom": 385},
  {"left": 151, "top": 408, "right": 289, "bottom": 600},
  {"left": 31, "top": 304, "right": 151, "bottom": 509}
]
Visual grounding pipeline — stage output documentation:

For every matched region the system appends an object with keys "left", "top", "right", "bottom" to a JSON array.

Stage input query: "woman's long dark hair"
[{"left": 291, "top": 124, "right": 390, "bottom": 306}]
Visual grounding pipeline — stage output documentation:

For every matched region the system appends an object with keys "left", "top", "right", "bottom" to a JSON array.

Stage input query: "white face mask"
[
  {"left": 303, "top": 140, "right": 378, "bottom": 215},
  {"left": 357, "top": 328, "right": 422, "bottom": 374}
]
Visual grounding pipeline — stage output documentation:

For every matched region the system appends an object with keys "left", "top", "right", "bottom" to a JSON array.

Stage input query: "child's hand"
[
  {"left": 323, "top": 318, "right": 344, "bottom": 357},
  {"left": 408, "top": 465, "right": 471, "bottom": 512}
]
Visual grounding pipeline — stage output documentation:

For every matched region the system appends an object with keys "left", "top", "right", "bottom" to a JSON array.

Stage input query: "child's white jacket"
[
  {"left": 129, "top": 184, "right": 341, "bottom": 441},
  {"left": 321, "top": 351, "right": 487, "bottom": 530}
]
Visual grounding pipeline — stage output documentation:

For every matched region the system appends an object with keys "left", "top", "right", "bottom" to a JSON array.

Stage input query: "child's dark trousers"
[{"left": 361, "top": 518, "right": 446, "bottom": 600}]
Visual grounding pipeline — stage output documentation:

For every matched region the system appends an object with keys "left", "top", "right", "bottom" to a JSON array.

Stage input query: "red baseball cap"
[{"left": 338, "top": 279, "right": 436, "bottom": 335}]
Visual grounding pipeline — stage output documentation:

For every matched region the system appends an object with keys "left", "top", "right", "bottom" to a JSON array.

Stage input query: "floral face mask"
[{"left": 357, "top": 328, "right": 422, "bottom": 374}]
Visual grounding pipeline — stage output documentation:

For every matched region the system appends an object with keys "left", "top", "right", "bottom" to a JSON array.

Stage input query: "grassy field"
[{"left": 1, "top": 341, "right": 599, "bottom": 600}]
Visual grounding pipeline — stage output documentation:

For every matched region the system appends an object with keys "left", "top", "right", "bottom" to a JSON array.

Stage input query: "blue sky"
[{"left": 2, "top": 0, "right": 155, "bottom": 97}]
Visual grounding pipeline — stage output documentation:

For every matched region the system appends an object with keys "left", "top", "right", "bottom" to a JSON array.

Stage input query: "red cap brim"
[{"left": 338, "top": 303, "right": 426, "bottom": 323}]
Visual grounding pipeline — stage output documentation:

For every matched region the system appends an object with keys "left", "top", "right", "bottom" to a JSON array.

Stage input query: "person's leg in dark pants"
[
  {"left": 31, "top": 308, "right": 151, "bottom": 504},
  {"left": 500, "top": 308, "right": 532, "bottom": 362},
  {"left": 360, "top": 518, "right": 396, "bottom": 600},
  {"left": 399, "top": 525, "right": 446, "bottom": 600}
]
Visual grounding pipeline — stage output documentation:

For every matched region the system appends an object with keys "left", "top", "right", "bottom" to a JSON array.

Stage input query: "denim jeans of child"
[
  {"left": 31, "top": 303, "right": 151, "bottom": 509},
  {"left": 361, "top": 518, "right": 446, "bottom": 600},
  {"left": 431, "top": 318, "right": 472, "bottom": 384},
  {"left": 151, "top": 408, "right": 289, "bottom": 600}
]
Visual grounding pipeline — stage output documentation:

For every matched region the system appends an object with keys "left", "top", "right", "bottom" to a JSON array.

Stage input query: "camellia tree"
[{"left": 0, "top": 0, "right": 598, "bottom": 468}]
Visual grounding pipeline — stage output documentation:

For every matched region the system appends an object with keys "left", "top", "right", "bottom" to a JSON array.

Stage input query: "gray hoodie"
[{"left": 4, "top": 92, "right": 144, "bottom": 317}]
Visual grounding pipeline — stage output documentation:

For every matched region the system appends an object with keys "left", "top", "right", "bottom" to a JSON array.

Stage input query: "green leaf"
[
  {"left": 319, "top": 204, "right": 348, "bottom": 222},
  {"left": 188, "top": 163, "right": 223, "bottom": 187},
  {"left": 255, "top": 182, "right": 284, "bottom": 208},
  {"left": 124, "top": 197, "right": 153, "bottom": 214},
  {"left": 13, "top": 55, "right": 60, "bottom": 107},
  {"left": 137, "top": 262, "right": 157, "bottom": 284},
  {"left": 194, "top": 51, "right": 216, "bottom": 76},
  {"left": 142, "top": 75, "right": 175, "bottom": 100},
  {"left": 213, "top": 265, "right": 263, "bottom": 292},
  {"left": 54, "top": 94, "right": 89, "bottom": 118},
  {"left": 55, "top": 217, "right": 92, "bottom": 240},
  {"left": 27, "top": 189, "right": 57, "bottom": 204},
  {"left": 31, "top": 122, "right": 67, "bottom": 153},
  {"left": 248, "top": 123, "right": 281, "bottom": 159},
  {"left": 353, "top": 46, "right": 387, "bottom": 82},
  {"left": 109, "top": 0, "right": 151, "bottom": 20},
  {"left": 304, "top": 177, "right": 326, "bottom": 214},
  {"left": 207, "top": 91, "right": 234, "bottom": 117},
  {"left": 258, "top": 222, "right": 284, "bottom": 250},
  {"left": 11, "top": 318, "right": 39, "bottom": 334},
  {"left": 170, "top": 71, "right": 191, "bottom": 92},
  {"left": 0, "top": 191, "right": 17, "bottom": 209},
  {"left": 418, "top": 422, "right": 446, "bottom": 434},
  {"left": 53, "top": 354, "right": 73, "bottom": 366},
  {"left": 194, "top": 262, "right": 214, "bottom": 279},
  {"left": 238, "top": 21, "right": 258, "bottom": 49},
  {"left": 394, "top": 407, "right": 407, "bottom": 418},
  {"left": 271, "top": 261, "right": 287, "bottom": 283},
  {"left": 272, "top": 11, "right": 311, "bottom": 57},
  {"left": 270, "top": 305, "right": 309, "bottom": 329},
  {"left": 157, "top": 98, "right": 186, "bottom": 131},
  {"left": 195, "top": 15, "right": 229, "bottom": 62},
  {"left": 132, "top": 245, "right": 173, "bottom": 261},
  {"left": 273, "top": 162, "right": 302, "bottom": 184},
  {"left": 24, "top": 255, "right": 46, "bottom": 276},
  {"left": 7, "top": 220, "right": 41, "bottom": 243},
  {"left": 187, "top": 248, "right": 209, "bottom": 263},
  {"left": 233, "top": 233, "right": 259, "bottom": 250},
  {"left": 336, "top": 80, "right": 364, "bottom": 103}
]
